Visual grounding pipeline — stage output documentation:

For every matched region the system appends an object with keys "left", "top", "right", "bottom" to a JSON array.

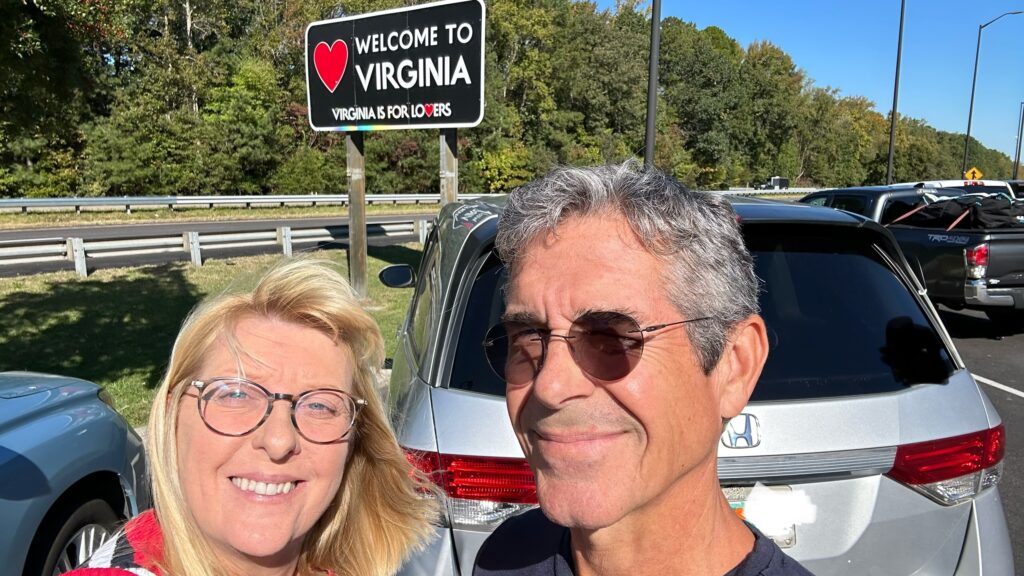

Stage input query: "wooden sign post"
[{"left": 346, "top": 133, "right": 367, "bottom": 298}]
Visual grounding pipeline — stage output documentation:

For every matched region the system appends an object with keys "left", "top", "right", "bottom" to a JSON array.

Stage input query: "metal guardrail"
[
  {"left": 0, "top": 194, "right": 486, "bottom": 214},
  {"left": 0, "top": 190, "right": 808, "bottom": 214},
  {"left": 0, "top": 189, "right": 811, "bottom": 277},
  {"left": 0, "top": 220, "right": 427, "bottom": 277}
]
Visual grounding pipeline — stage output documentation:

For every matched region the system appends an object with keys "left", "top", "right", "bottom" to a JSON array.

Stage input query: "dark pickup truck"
[{"left": 800, "top": 185, "right": 1024, "bottom": 328}]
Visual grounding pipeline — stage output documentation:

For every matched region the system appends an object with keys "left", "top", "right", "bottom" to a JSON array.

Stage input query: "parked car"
[
  {"left": 800, "top": 185, "right": 1024, "bottom": 328},
  {"left": 382, "top": 196, "right": 1013, "bottom": 575},
  {"left": 0, "top": 372, "right": 150, "bottom": 576},
  {"left": 798, "top": 184, "right": 963, "bottom": 224}
]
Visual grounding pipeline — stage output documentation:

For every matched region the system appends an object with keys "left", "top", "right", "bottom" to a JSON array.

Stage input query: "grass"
[
  {"left": 0, "top": 203, "right": 439, "bottom": 230},
  {"left": 0, "top": 245, "right": 422, "bottom": 427}
]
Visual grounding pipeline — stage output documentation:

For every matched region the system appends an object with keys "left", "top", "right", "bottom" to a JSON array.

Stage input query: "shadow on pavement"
[{"left": 937, "top": 308, "right": 1020, "bottom": 340}]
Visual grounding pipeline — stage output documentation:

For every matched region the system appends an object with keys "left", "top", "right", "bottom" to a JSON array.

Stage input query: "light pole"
[
  {"left": 644, "top": 0, "right": 662, "bottom": 168},
  {"left": 886, "top": 0, "right": 906, "bottom": 185},
  {"left": 1015, "top": 101, "right": 1024, "bottom": 180},
  {"left": 961, "top": 11, "right": 1022, "bottom": 177}
]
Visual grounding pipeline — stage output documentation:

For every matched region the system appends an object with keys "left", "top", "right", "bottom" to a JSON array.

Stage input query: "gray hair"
[{"left": 495, "top": 160, "right": 760, "bottom": 374}]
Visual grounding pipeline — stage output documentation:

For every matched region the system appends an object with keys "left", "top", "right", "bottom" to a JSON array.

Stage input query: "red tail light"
[
  {"left": 889, "top": 425, "right": 1004, "bottom": 485},
  {"left": 887, "top": 425, "right": 1004, "bottom": 505},
  {"left": 965, "top": 244, "right": 989, "bottom": 267},
  {"left": 406, "top": 449, "right": 538, "bottom": 504}
]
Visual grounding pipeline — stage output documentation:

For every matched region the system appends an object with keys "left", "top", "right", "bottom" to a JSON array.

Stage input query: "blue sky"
[{"left": 600, "top": 0, "right": 1024, "bottom": 161}]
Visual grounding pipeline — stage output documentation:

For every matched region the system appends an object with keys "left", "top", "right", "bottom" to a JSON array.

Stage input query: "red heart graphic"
[
  {"left": 313, "top": 40, "right": 348, "bottom": 93},
  {"left": 424, "top": 104, "right": 434, "bottom": 117}
]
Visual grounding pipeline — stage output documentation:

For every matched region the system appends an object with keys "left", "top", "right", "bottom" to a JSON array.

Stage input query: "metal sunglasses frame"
[{"left": 482, "top": 311, "right": 711, "bottom": 383}]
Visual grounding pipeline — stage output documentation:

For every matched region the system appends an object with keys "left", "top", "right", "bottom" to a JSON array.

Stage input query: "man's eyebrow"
[
  {"left": 574, "top": 306, "right": 641, "bottom": 319},
  {"left": 500, "top": 311, "right": 543, "bottom": 325}
]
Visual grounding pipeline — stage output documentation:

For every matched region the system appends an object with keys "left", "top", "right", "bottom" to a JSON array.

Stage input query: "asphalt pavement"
[
  {"left": 0, "top": 214, "right": 433, "bottom": 241},
  {"left": 0, "top": 215, "right": 433, "bottom": 277},
  {"left": 940, "top": 306, "right": 1024, "bottom": 572}
]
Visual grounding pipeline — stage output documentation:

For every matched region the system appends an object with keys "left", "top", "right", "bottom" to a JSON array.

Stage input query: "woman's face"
[{"left": 176, "top": 315, "right": 356, "bottom": 571}]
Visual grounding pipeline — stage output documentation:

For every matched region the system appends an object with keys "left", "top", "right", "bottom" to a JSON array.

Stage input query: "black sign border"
[{"left": 304, "top": 0, "right": 486, "bottom": 132}]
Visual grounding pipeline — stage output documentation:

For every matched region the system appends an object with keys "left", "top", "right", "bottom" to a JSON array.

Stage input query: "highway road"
[
  {"left": 0, "top": 215, "right": 433, "bottom": 277},
  {"left": 0, "top": 214, "right": 433, "bottom": 241},
  {"left": 940, "top": 306, "right": 1024, "bottom": 572}
]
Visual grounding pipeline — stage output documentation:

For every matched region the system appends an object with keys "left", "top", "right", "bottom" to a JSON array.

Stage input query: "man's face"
[{"left": 504, "top": 213, "right": 730, "bottom": 530}]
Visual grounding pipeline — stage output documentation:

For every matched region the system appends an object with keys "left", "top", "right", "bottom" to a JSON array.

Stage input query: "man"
[{"left": 474, "top": 161, "right": 813, "bottom": 576}]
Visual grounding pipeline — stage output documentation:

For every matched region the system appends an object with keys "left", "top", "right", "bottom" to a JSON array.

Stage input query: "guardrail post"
[
  {"left": 66, "top": 237, "right": 87, "bottom": 277},
  {"left": 414, "top": 219, "right": 428, "bottom": 244},
  {"left": 277, "top": 226, "right": 293, "bottom": 257},
  {"left": 183, "top": 231, "right": 202, "bottom": 267}
]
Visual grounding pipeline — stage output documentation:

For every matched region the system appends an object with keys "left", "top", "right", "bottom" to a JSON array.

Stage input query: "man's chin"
[{"left": 536, "top": 480, "right": 627, "bottom": 530}]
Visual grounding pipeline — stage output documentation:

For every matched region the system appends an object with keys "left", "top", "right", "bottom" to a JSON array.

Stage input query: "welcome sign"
[{"left": 305, "top": 0, "right": 485, "bottom": 131}]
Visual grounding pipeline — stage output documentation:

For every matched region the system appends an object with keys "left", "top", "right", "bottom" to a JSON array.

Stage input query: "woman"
[{"left": 70, "top": 259, "right": 437, "bottom": 576}]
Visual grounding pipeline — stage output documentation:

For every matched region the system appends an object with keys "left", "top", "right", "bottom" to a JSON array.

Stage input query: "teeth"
[{"left": 231, "top": 477, "right": 295, "bottom": 496}]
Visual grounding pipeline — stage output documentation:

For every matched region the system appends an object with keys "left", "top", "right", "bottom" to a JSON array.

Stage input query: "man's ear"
[{"left": 714, "top": 314, "right": 770, "bottom": 420}]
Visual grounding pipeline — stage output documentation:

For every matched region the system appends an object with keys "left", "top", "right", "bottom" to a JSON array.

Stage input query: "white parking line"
[{"left": 973, "top": 374, "right": 1024, "bottom": 399}]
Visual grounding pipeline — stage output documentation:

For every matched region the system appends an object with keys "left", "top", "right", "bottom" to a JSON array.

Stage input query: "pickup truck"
[{"left": 800, "top": 185, "right": 1024, "bottom": 328}]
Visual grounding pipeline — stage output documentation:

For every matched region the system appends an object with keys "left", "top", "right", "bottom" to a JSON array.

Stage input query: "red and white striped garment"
[{"left": 66, "top": 509, "right": 337, "bottom": 576}]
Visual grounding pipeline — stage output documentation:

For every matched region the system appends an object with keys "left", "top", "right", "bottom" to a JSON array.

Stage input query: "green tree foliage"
[{"left": 1, "top": 0, "right": 1017, "bottom": 197}]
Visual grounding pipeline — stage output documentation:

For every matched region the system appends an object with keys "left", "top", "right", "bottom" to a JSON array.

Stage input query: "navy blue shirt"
[{"left": 473, "top": 509, "right": 815, "bottom": 576}]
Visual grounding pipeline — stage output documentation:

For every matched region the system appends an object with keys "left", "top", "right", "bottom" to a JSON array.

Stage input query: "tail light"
[
  {"left": 406, "top": 449, "right": 537, "bottom": 528},
  {"left": 965, "top": 243, "right": 989, "bottom": 279},
  {"left": 887, "top": 425, "right": 1005, "bottom": 506}
]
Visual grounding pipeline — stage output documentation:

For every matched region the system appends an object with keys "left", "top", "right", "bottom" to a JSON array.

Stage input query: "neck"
[
  {"left": 210, "top": 542, "right": 303, "bottom": 576},
  {"left": 569, "top": 462, "right": 753, "bottom": 576}
]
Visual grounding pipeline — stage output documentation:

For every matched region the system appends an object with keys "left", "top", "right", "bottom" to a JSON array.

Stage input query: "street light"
[
  {"left": 961, "top": 10, "right": 1023, "bottom": 177},
  {"left": 886, "top": 0, "right": 906, "bottom": 185},
  {"left": 1015, "top": 101, "right": 1024, "bottom": 180}
]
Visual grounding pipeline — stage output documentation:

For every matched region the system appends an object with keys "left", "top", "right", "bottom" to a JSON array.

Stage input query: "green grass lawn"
[{"left": 0, "top": 246, "right": 422, "bottom": 426}]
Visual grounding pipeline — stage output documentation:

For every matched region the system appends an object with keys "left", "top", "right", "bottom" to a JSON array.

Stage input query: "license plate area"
[{"left": 722, "top": 485, "right": 797, "bottom": 549}]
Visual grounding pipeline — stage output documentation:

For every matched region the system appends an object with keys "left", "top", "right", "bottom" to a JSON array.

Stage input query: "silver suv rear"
[{"left": 386, "top": 196, "right": 1013, "bottom": 575}]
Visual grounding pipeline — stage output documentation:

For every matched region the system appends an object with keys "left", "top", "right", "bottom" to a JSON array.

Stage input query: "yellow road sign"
[{"left": 965, "top": 167, "right": 983, "bottom": 180}]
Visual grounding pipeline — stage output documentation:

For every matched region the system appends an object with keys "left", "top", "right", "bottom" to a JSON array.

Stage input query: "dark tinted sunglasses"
[{"left": 482, "top": 311, "right": 710, "bottom": 384}]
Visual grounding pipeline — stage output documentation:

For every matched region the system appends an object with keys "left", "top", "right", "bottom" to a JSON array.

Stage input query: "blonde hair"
[{"left": 146, "top": 258, "right": 437, "bottom": 576}]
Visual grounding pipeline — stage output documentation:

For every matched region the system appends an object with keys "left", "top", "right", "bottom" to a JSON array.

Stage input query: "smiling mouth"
[
  {"left": 533, "top": 430, "right": 625, "bottom": 443},
  {"left": 230, "top": 476, "right": 299, "bottom": 496}
]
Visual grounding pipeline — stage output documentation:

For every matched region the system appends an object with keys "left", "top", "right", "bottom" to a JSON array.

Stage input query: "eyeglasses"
[
  {"left": 482, "top": 311, "right": 710, "bottom": 384},
  {"left": 189, "top": 378, "right": 367, "bottom": 444}
]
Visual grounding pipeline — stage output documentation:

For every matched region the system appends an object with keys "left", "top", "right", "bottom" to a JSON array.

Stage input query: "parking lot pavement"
[{"left": 940, "top": 307, "right": 1024, "bottom": 573}]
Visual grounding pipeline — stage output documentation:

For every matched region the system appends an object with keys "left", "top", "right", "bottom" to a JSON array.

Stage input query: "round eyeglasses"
[
  {"left": 189, "top": 378, "right": 367, "bottom": 444},
  {"left": 482, "top": 310, "right": 710, "bottom": 384}
]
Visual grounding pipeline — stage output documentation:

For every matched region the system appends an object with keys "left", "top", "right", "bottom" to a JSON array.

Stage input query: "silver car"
[
  {"left": 383, "top": 197, "right": 1013, "bottom": 575},
  {"left": 0, "top": 372, "right": 150, "bottom": 576}
]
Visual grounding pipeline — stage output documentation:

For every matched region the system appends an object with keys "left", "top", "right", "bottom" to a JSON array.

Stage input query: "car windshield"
[{"left": 449, "top": 228, "right": 955, "bottom": 400}]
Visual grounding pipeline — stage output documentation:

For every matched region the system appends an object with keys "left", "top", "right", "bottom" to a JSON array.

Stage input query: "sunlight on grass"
[{"left": 0, "top": 245, "right": 422, "bottom": 427}]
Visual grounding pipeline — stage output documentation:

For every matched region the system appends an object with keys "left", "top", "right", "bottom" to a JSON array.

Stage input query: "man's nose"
[{"left": 530, "top": 335, "right": 596, "bottom": 408}]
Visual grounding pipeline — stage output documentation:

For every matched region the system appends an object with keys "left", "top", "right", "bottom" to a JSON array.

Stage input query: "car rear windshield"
[{"left": 448, "top": 229, "right": 955, "bottom": 400}]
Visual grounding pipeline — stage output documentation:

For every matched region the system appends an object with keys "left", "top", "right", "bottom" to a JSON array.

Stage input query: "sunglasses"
[{"left": 482, "top": 310, "right": 710, "bottom": 384}]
